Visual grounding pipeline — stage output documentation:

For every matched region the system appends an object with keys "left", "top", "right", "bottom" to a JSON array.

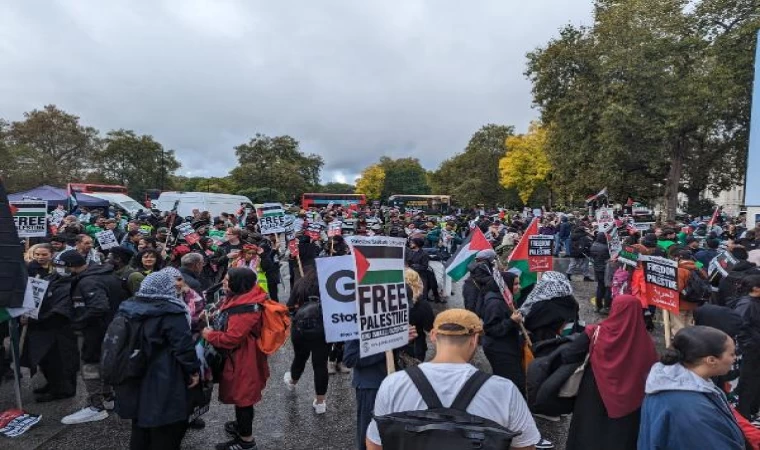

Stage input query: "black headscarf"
[
  {"left": 227, "top": 267, "right": 258, "bottom": 295},
  {"left": 595, "top": 231, "right": 607, "bottom": 243}
]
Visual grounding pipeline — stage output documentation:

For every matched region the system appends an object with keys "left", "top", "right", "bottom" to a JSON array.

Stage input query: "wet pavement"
[{"left": 0, "top": 259, "right": 666, "bottom": 449}]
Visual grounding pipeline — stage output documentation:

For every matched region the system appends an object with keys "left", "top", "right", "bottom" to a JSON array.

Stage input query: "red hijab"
[{"left": 586, "top": 294, "right": 658, "bottom": 418}]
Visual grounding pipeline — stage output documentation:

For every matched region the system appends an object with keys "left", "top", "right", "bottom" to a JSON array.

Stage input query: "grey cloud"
[{"left": 0, "top": 0, "right": 592, "bottom": 182}]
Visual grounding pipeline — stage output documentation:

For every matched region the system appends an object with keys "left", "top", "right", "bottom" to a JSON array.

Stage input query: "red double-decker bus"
[
  {"left": 301, "top": 193, "right": 367, "bottom": 209},
  {"left": 68, "top": 183, "right": 128, "bottom": 194}
]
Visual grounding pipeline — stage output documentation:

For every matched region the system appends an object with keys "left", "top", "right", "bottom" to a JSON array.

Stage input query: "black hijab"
[{"left": 227, "top": 267, "right": 258, "bottom": 295}]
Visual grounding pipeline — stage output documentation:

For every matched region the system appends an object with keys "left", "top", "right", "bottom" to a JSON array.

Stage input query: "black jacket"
[
  {"left": 37, "top": 274, "right": 75, "bottom": 322},
  {"left": 735, "top": 296, "right": 760, "bottom": 356},
  {"left": 480, "top": 291, "right": 521, "bottom": 356},
  {"left": 27, "top": 261, "right": 53, "bottom": 279},
  {"left": 717, "top": 261, "right": 760, "bottom": 307},
  {"left": 525, "top": 295, "right": 580, "bottom": 343},
  {"left": 569, "top": 229, "right": 592, "bottom": 258},
  {"left": 405, "top": 248, "right": 429, "bottom": 272},
  {"left": 71, "top": 263, "right": 127, "bottom": 327},
  {"left": 114, "top": 297, "right": 200, "bottom": 428},
  {"left": 405, "top": 294, "right": 434, "bottom": 361},
  {"left": 558, "top": 220, "right": 573, "bottom": 239},
  {"left": 589, "top": 240, "right": 610, "bottom": 273}
]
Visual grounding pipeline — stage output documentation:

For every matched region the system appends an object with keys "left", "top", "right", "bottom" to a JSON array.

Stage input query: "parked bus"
[
  {"left": 301, "top": 193, "right": 367, "bottom": 209},
  {"left": 388, "top": 194, "right": 452, "bottom": 215}
]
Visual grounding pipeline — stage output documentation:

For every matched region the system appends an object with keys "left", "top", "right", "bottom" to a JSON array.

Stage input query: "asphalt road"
[{"left": 0, "top": 259, "right": 666, "bottom": 449}]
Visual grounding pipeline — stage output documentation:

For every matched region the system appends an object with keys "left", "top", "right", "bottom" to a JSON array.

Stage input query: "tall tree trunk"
[{"left": 664, "top": 139, "right": 684, "bottom": 220}]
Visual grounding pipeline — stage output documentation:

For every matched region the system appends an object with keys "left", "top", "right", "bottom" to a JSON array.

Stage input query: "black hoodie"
[{"left": 717, "top": 261, "right": 760, "bottom": 307}]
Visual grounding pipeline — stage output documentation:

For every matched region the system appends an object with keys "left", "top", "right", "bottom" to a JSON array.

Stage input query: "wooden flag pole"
[
  {"left": 663, "top": 310, "right": 672, "bottom": 348},
  {"left": 296, "top": 254, "right": 304, "bottom": 277},
  {"left": 385, "top": 350, "right": 396, "bottom": 374}
]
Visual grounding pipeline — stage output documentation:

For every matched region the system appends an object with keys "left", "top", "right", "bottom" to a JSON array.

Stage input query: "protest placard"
[
  {"left": 0, "top": 409, "right": 41, "bottom": 438},
  {"left": 528, "top": 235, "right": 553, "bottom": 272},
  {"left": 10, "top": 201, "right": 47, "bottom": 238},
  {"left": 257, "top": 203, "right": 287, "bottom": 234},
  {"left": 347, "top": 235, "right": 408, "bottom": 357},
  {"left": 618, "top": 245, "right": 639, "bottom": 267},
  {"left": 607, "top": 227, "right": 622, "bottom": 259},
  {"left": 50, "top": 208, "right": 65, "bottom": 227},
  {"left": 95, "top": 230, "right": 119, "bottom": 250},
  {"left": 595, "top": 207, "right": 615, "bottom": 233},
  {"left": 708, "top": 251, "right": 739, "bottom": 279},
  {"left": 317, "top": 255, "right": 360, "bottom": 343},
  {"left": 641, "top": 255, "right": 679, "bottom": 313},
  {"left": 175, "top": 222, "right": 200, "bottom": 245},
  {"left": 306, "top": 222, "right": 323, "bottom": 241},
  {"left": 23, "top": 278, "right": 50, "bottom": 320},
  {"left": 328, "top": 221, "right": 343, "bottom": 237}
]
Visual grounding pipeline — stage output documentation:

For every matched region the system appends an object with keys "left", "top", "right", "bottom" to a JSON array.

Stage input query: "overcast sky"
[{"left": 0, "top": 0, "right": 593, "bottom": 184}]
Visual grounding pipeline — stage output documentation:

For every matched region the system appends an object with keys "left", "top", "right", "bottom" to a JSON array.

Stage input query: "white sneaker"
[
  {"left": 283, "top": 371, "right": 296, "bottom": 391},
  {"left": 312, "top": 399, "right": 326, "bottom": 414},
  {"left": 61, "top": 406, "right": 109, "bottom": 425},
  {"left": 535, "top": 437, "right": 555, "bottom": 449},
  {"left": 337, "top": 363, "right": 351, "bottom": 374},
  {"left": 327, "top": 361, "right": 337, "bottom": 375}
]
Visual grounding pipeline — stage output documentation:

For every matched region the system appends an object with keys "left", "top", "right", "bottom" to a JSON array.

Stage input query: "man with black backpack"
[
  {"left": 366, "top": 309, "right": 541, "bottom": 450},
  {"left": 672, "top": 250, "right": 710, "bottom": 336}
]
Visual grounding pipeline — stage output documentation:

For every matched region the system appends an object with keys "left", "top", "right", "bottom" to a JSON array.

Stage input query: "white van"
[
  {"left": 154, "top": 192, "right": 253, "bottom": 218},
  {"left": 85, "top": 192, "right": 146, "bottom": 217}
]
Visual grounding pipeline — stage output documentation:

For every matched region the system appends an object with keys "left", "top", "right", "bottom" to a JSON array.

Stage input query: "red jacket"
[{"left": 206, "top": 287, "right": 270, "bottom": 407}]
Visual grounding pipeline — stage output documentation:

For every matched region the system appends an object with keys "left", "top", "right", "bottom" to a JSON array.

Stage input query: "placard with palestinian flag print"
[{"left": 346, "top": 235, "right": 409, "bottom": 357}]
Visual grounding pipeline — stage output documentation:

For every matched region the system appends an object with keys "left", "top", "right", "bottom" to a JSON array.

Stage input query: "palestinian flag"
[
  {"left": 507, "top": 217, "right": 540, "bottom": 293},
  {"left": 66, "top": 184, "right": 78, "bottom": 212},
  {"left": 256, "top": 203, "right": 284, "bottom": 218},
  {"left": 353, "top": 245, "right": 405, "bottom": 286},
  {"left": 445, "top": 226, "right": 491, "bottom": 282}
]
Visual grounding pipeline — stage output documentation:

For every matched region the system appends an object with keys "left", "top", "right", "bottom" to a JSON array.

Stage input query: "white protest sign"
[
  {"left": 10, "top": 201, "right": 48, "bottom": 238},
  {"left": 328, "top": 221, "right": 343, "bottom": 237},
  {"left": 24, "top": 278, "right": 50, "bottom": 320},
  {"left": 317, "top": 255, "right": 360, "bottom": 343},
  {"left": 607, "top": 227, "right": 622, "bottom": 259},
  {"left": 95, "top": 230, "right": 119, "bottom": 250},
  {"left": 50, "top": 208, "right": 66, "bottom": 227},
  {"left": 257, "top": 203, "right": 287, "bottom": 234},
  {"left": 347, "top": 235, "right": 408, "bottom": 357},
  {"left": 595, "top": 207, "right": 615, "bottom": 233}
]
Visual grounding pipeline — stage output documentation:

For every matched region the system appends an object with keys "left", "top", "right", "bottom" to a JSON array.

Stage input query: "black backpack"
[
  {"left": 375, "top": 366, "right": 520, "bottom": 450},
  {"left": 101, "top": 314, "right": 147, "bottom": 386},
  {"left": 206, "top": 303, "right": 262, "bottom": 383},
  {"left": 682, "top": 270, "right": 711, "bottom": 304},
  {"left": 293, "top": 295, "right": 324, "bottom": 340}
]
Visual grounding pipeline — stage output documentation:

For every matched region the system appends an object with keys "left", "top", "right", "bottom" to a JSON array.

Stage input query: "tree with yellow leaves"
[
  {"left": 498, "top": 122, "right": 551, "bottom": 205},
  {"left": 355, "top": 164, "right": 386, "bottom": 200}
]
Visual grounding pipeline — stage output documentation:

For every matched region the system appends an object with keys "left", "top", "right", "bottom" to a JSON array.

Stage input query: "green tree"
[
  {"left": 526, "top": 0, "right": 759, "bottom": 217},
  {"left": 378, "top": 157, "right": 431, "bottom": 199},
  {"left": 4, "top": 105, "right": 101, "bottom": 191},
  {"left": 237, "top": 187, "right": 285, "bottom": 204},
  {"left": 429, "top": 124, "right": 515, "bottom": 207},
  {"left": 499, "top": 122, "right": 552, "bottom": 205},
  {"left": 229, "top": 133, "right": 323, "bottom": 203},
  {"left": 95, "top": 129, "right": 181, "bottom": 199},
  {"left": 355, "top": 164, "right": 386, "bottom": 200},
  {"left": 319, "top": 182, "right": 356, "bottom": 194}
]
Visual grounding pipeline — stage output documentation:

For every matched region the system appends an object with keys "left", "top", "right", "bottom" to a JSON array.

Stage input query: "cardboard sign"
[
  {"left": 595, "top": 207, "right": 615, "bottom": 233},
  {"left": 95, "top": 230, "right": 119, "bottom": 250},
  {"left": 347, "top": 235, "right": 408, "bottom": 357},
  {"left": 23, "top": 278, "right": 50, "bottom": 320},
  {"left": 528, "top": 235, "right": 554, "bottom": 272},
  {"left": 10, "top": 200, "right": 48, "bottom": 238},
  {"left": 317, "top": 255, "right": 360, "bottom": 343},
  {"left": 607, "top": 227, "right": 622, "bottom": 259},
  {"left": 257, "top": 203, "right": 287, "bottom": 234},
  {"left": 175, "top": 222, "right": 200, "bottom": 245},
  {"left": 708, "top": 251, "right": 739, "bottom": 279},
  {"left": 306, "top": 222, "right": 323, "bottom": 241},
  {"left": 618, "top": 245, "right": 639, "bottom": 267},
  {"left": 328, "top": 221, "right": 343, "bottom": 237},
  {"left": 641, "top": 255, "right": 679, "bottom": 313},
  {"left": 288, "top": 238, "right": 299, "bottom": 257}
]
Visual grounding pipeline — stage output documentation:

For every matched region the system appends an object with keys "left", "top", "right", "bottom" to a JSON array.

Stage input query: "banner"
[
  {"left": 257, "top": 203, "right": 287, "bottom": 235},
  {"left": 347, "top": 235, "right": 408, "bottom": 357},
  {"left": 595, "top": 207, "right": 615, "bottom": 233},
  {"left": 10, "top": 201, "right": 47, "bottom": 238},
  {"left": 327, "top": 221, "right": 343, "bottom": 237},
  {"left": 175, "top": 222, "right": 200, "bottom": 245},
  {"left": 95, "top": 230, "right": 118, "bottom": 250},
  {"left": 618, "top": 245, "right": 639, "bottom": 267},
  {"left": 0, "top": 409, "right": 41, "bottom": 438},
  {"left": 527, "top": 235, "right": 553, "bottom": 272},
  {"left": 607, "top": 227, "right": 622, "bottom": 259},
  {"left": 317, "top": 255, "right": 360, "bottom": 343},
  {"left": 641, "top": 255, "right": 679, "bottom": 313}
]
